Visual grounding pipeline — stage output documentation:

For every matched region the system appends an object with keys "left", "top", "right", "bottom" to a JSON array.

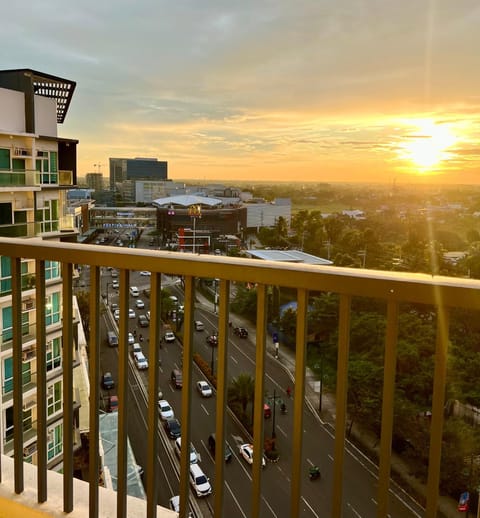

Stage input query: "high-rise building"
[
  {"left": 0, "top": 68, "right": 81, "bottom": 468},
  {"left": 109, "top": 157, "right": 168, "bottom": 202}
]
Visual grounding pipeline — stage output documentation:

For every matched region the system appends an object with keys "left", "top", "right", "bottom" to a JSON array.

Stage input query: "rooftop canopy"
[
  {"left": 152, "top": 194, "right": 223, "bottom": 208},
  {"left": 0, "top": 69, "right": 76, "bottom": 123},
  {"left": 246, "top": 249, "right": 333, "bottom": 266}
]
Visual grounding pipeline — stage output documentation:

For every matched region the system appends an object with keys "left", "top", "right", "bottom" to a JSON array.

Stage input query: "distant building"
[
  {"left": 85, "top": 172, "right": 104, "bottom": 192},
  {"left": 245, "top": 198, "right": 291, "bottom": 229},
  {"left": 109, "top": 157, "right": 168, "bottom": 201},
  {"left": 135, "top": 180, "right": 186, "bottom": 204}
]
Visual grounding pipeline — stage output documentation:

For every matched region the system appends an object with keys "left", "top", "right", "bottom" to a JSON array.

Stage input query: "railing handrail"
[{"left": 0, "top": 237, "right": 479, "bottom": 309}]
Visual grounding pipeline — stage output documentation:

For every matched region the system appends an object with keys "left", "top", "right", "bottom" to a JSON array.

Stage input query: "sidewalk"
[{"left": 195, "top": 291, "right": 460, "bottom": 518}]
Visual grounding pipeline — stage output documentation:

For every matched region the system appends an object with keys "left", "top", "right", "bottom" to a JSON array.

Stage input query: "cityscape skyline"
[{"left": 3, "top": 1, "right": 480, "bottom": 184}]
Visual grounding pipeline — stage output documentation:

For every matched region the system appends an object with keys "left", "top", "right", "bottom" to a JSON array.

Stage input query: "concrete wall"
[{"left": 0, "top": 87, "right": 25, "bottom": 133}]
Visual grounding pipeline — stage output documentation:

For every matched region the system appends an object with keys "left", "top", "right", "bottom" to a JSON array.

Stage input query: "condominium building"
[{"left": 0, "top": 69, "right": 81, "bottom": 468}]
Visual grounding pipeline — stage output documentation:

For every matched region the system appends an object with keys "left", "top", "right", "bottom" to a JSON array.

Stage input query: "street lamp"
[
  {"left": 211, "top": 345, "right": 215, "bottom": 376},
  {"left": 266, "top": 389, "right": 280, "bottom": 442},
  {"left": 188, "top": 204, "right": 202, "bottom": 253},
  {"left": 213, "top": 279, "right": 218, "bottom": 313}
]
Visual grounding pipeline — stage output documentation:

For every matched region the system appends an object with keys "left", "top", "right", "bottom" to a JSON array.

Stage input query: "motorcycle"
[
  {"left": 309, "top": 466, "right": 321, "bottom": 480},
  {"left": 280, "top": 403, "right": 287, "bottom": 415}
]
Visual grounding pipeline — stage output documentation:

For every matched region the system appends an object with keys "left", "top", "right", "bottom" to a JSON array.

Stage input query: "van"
[
  {"left": 171, "top": 369, "right": 183, "bottom": 389},
  {"left": 107, "top": 331, "right": 118, "bottom": 347}
]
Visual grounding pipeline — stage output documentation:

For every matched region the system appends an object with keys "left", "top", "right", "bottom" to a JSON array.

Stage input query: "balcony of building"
[
  {"left": 0, "top": 169, "right": 74, "bottom": 188},
  {"left": 0, "top": 237, "right": 477, "bottom": 518}
]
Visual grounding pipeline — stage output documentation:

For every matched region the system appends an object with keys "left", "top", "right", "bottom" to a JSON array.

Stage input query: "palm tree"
[{"left": 228, "top": 374, "right": 255, "bottom": 425}]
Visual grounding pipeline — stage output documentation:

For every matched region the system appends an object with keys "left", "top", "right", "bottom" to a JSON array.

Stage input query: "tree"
[
  {"left": 228, "top": 373, "right": 255, "bottom": 428},
  {"left": 231, "top": 283, "right": 257, "bottom": 321}
]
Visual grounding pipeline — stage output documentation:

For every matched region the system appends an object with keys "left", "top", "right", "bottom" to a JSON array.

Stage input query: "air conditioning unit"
[
  {"left": 23, "top": 398, "right": 36, "bottom": 410},
  {"left": 23, "top": 443, "right": 37, "bottom": 457},
  {"left": 22, "top": 349, "right": 36, "bottom": 361},
  {"left": 22, "top": 299, "right": 35, "bottom": 311}
]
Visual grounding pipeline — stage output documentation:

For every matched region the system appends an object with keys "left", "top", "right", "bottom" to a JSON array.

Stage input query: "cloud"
[{"left": 2, "top": 1, "right": 480, "bottom": 182}]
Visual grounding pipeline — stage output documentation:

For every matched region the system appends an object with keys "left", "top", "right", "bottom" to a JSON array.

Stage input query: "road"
[{"left": 82, "top": 234, "right": 425, "bottom": 518}]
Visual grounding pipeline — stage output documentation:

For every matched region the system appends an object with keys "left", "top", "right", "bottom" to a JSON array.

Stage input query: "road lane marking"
[
  {"left": 328, "top": 454, "right": 334, "bottom": 462},
  {"left": 301, "top": 496, "right": 321, "bottom": 518},
  {"left": 371, "top": 499, "right": 392, "bottom": 518},
  {"left": 230, "top": 355, "right": 238, "bottom": 364},
  {"left": 201, "top": 403, "right": 210, "bottom": 416},
  {"left": 224, "top": 480, "right": 248, "bottom": 518},
  {"left": 276, "top": 425, "right": 287, "bottom": 438},
  {"left": 261, "top": 494, "right": 278, "bottom": 517},
  {"left": 347, "top": 502, "right": 363, "bottom": 518}
]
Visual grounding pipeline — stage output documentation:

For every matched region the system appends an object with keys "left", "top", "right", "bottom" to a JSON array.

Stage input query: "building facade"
[
  {"left": 109, "top": 157, "right": 168, "bottom": 202},
  {"left": 85, "top": 172, "right": 104, "bottom": 192},
  {"left": 0, "top": 69, "right": 81, "bottom": 468}
]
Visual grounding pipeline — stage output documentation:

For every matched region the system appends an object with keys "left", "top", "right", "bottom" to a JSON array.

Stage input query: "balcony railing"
[
  {"left": 0, "top": 237, "right": 479, "bottom": 518},
  {"left": 0, "top": 169, "right": 73, "bottom": 187}
]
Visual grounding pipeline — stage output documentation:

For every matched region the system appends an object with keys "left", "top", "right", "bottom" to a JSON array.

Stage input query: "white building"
[{"left": 0, "top": 69, "right": 82, "bottom": 468}]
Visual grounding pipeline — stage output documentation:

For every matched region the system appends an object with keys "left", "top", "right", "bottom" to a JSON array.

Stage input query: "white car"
[
  {"left": 129, "top": 286, "right": 139, "bottom": 297},
  {"left": 196, "top": 380, "right": 212, "bottom": 397},
  {"left": 128, "top": 308, "right": 136, "bottom": 319},
  {"left": 113, "top": 309, "right": 120, "bottom": 321},
  {"left": 158, "top": 399, "right": 174, "bottom": 420},
  {"left": 134, "top": 352, "right": 148, "bottom": 370},
  {"left": 140, "top": 271, "right": 151, "bottom": 276},
  {"left": 174, "top": 437, "right": 199, "bottom": 464},
  {"left": 194, "top": 320, "right": 204, "bottom": 331},
  {"left": 131, "top": 342, "right": 142, "bottom": 356},
  {"left": 112, "top": 279, "right": 119, "bottom": 289},
  {"left": 164, "top": 331, "right": 175, "bottom": 343},
  {"left": 169, "top": 496, "right": 193, "bottom": 517},
  {"left": 189, "top": 464, "right": 212, "bottom": 497},
  {"left": 239, "top": 443, "right": 266, "bottom": 467},
  {"left": 128, "top": 332, "right": 135, "bottom": 344},
  {"left": 135, "top": 299, "right": 145, "bottom": 309}
]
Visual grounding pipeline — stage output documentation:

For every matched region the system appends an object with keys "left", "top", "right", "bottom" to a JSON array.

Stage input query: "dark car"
[
  {"left": 102, "top": 372, "right": 115, "bottom": 390},
  {"left": 234, "top": 327, "right": 248, "bottom": 338},
  {"left": 138, "top": 314, "right": 149, "bottom": 327},
  {"left": 206, "top": 334, "right": 218, "bottom": 346},
  {"left": 165, "top": 418, "right": 181, "bottom": 439},
  {"left": 208, "top": 433, "right": 233, "bottom": 463},
  {"left": 107, "top": 395, "right": 118, "bottom": 412}
]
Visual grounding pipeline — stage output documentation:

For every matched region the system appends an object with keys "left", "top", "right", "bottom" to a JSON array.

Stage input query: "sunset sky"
[{"left": 3, "top": 1, "right": 480, "bottom": 184}]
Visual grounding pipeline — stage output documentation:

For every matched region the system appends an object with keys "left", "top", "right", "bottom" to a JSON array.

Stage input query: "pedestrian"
[
  {"left": 133, "top": 329, "right": 137, "bottom": 338},
  {"left": 139, "top": 333, "right": 143, "bottom": 342},
  {"left": 286, "top": 386, "right": 292, "bottom": 398}
]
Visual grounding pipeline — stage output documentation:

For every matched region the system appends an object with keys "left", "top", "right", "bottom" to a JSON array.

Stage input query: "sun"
[{"left": 397, "top": 119, "right": 457, "bottom": 170}]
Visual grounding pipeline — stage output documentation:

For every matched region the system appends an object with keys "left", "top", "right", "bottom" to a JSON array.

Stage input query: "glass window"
[
  {"left": 0, "top": 148, "right": 10, "bottom": 169},
  {"left": 45, "top": 261, "right": 60, "bottom": 280},
  {"left": 46, "top": 337, "right": 62, "bottom": 371},
  {"left": 50, "top": 152, "right": 57, "bottom": 173},
  {"left": 45, "top": 292, "right": 60, "bottom": 325},
  {"left": 47, "top": 381, "right": 62, "bottom": 416},
  {"left": 47, "top": 424, "right": 62, "bottom": 460}
]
